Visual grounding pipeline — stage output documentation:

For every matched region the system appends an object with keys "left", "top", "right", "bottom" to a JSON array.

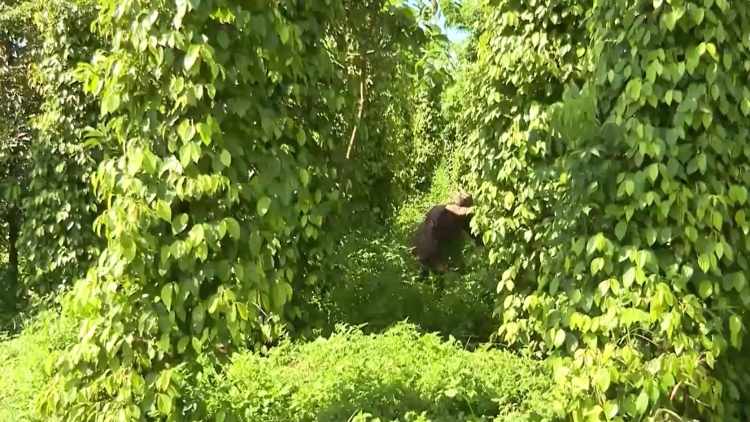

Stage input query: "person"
[{"left": 410, "top": 191, "right": 483, "bottom": 277}]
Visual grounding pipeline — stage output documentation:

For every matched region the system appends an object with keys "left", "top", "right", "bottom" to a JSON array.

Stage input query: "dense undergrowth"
[
  {"left": 0, "top": 312, "right": 554, "bottom": 422},
  {"left": 195, "top": 323, "right": 555, "bottom": 422},
  {"left": 312, "top": 162, "right": 497, "bottom": 344}
]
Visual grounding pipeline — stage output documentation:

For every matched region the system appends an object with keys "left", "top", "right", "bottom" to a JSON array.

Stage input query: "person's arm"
[{"left": 463, "top": 213, "right": 484, "bottom": 246}]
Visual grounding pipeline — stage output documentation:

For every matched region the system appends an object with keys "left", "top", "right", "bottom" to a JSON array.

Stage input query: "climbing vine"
[
  {"left": 0, "top": 0, "right": 39, "bottom": 310},
  {"left": 459, "top": 0, "right": 750, "bottom": 420},
  {"left": 20, "top": 0, "right": 104, "bottom": 300},
  {"left": 35, "top": 0, "right": 438, "bottom": 420}
]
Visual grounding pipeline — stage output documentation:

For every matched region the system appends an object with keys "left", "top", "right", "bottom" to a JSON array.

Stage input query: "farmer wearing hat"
[{"left": 409, "top": 190, "right": 483, "bottom": 276}]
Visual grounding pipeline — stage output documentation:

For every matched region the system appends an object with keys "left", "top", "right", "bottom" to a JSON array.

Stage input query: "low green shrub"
[
  {"left": 0, "top": 307, "right": 79, "bottom": 421},
  {"left": 198, "top": 323, "right": 557, "bottom": 422},
  {"left": 315, "top": 229, "right": 496, "bottom": 343}
]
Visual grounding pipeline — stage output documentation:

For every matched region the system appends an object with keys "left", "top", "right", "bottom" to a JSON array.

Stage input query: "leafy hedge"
[
  {"left": 28, "top": 0, "right": 447, "bottom": 420},
  {"left": 456, "top": 0, "right": 750, "bottom": 420},
  {"left": 20, "top": 0, "right": 104, "bottom": 298},
  {"left": 197, "top": 322, "right": 557, "bottom": 422}
]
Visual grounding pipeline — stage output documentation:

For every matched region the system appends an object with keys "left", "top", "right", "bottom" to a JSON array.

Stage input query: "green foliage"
[
  {"left": 34, "top": 0, "right": 441, "bottom": 420},
  {"left": 456, "top": 0, "right": 750, "bottom": 420},
  {"left": 287, "top": 161, "right": 494, "bottom": 344},
  {"left": 0, "top": 304, "right": 80, "bottom": 422},
  {"left": 313, "top": 226, "right": 496, "bottom": 343},
  {"left": 20, "top": 0, "right": 104, "bottom": 298},
  {"left": 542, "top": 1, "right": 750, "bottom": 420},
  {"left": 0, "top": 314, "right": 555, "bottom": 422},
  {"left": 333, "top": 1, "right": 437, "bottom": 219},
  {"left": 0, "top": 0, "right": 41, "bottom": 308},
  {"left": 13, "top": 0, "right": 750, "bottom": 420},
  {"left": 405, "top": 82, "right": 448, "bottom": 193},
  {"left": 196, "top": 322, "right": 557, "bottom": 422},
  {"left": 460, "top": 0, "right": 589, "bottom": 293}
]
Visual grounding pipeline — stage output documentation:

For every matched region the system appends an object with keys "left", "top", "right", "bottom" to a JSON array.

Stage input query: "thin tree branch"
[{"left": 345, "top": 69, "right": 366, "bottom": 160}]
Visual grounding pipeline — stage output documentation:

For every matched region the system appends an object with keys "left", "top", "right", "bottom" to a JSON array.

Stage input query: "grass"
[
  {"left": 0, "top": 311, "right": 557, "bottom": 422},
  {"left": 197, "top": 323, "right": 558, "bottom": 422},
  {"left": 0, "top": 307, "right": 79, "bottom": 421}
]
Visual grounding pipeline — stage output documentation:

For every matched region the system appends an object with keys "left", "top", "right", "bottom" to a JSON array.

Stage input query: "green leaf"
[
  {"left": 586, "top": 236, "right": 598, "bottom": 255},
  {"left": 690, "top": 6, "right": 705, "bottom": 24},
  {"left": 177, "top": 336, "right": 189, "bottom": 353},
  {"left": 624, "top": 179, "right": 634, "bottom": 196},
  {"left": 299, "top": 169, "right": 310, "bottom": 186},
  {"left": 155, "top": 200, "right": 172, "bottom": 222},
  {"left": 184, "top": 44, "right": 201, "bottom": 71},
  {"left": 279, "top": 26, "right": 290, "bottom": 44},
  {"left": 698, "top": 254, "right": 711, "bottom": 272},
  {"left": 626, "top": 79, "right": 642, "bottom": 101},
  {"left": 730, "top": 314, "right": 742, "bottom": 335},
  {"left": 172, "top": 214, "right": 189, "bottom": 234},
  {"left": 179, "top": 143, "right": 193, "bottom": 168},
  {"left": 225, "top": 217, "right": 241, "bottom": 239},
  {"left": 220, "top": 149, "right": 232, "bottom": 167},
  {"left": 161, "top": 284, "right": 173, "bottom": 310},
  {"left": 712, "top": 212, "right": 723, "bottom": 230},
  {"left": 191, "top": 336, "right": 202, "bottom": 353},
  {"left": 217, "top": 31, "right": 230, "bottom": 49},
  {"left": 444, "top": 388, "right": 458, "bottom": 398},
  {"left": 197, "top": 122, "right": 212, "bottom": 145},
  {"left": 735, "top": 273, "right": 747, "bottom": 292},
  {"left": 122, "top": 237, "right": 136, "bottom": 261},
  {"left": 736, "top": 210, "right": 746, "bottom": 225},
  {"left": 699, "top": 280, "right": 713, "bottom": 299},
  {"left": 157, "top": 394, "right": 172, "bottom": 415},
  {"left": 296, "top": 128, "right": 307, "bottom": 145},
  {"left": 572, "top": 238, "right": 585, "bottom": 255},
  {"left": 257, "top": 196, "right": 271, "bottom": 217},
  {"left": 623, "top": 267, "right": 636, "bottom": 288},
  {"left": 730, "top": 186, "right": 748, "bottom": 205},
  {"left": 177, "top": 119, "right": 195, "bottom": 142},
  {"left": 590, "top": 257, "right": 604, "bottom": 275},
  {"left": 593, "top": 368, "right": 611, "bottom": 392},
  {"left": 662, "top": 11, "right": 676, "bottom": 31},
  {"left": 597, "top": 280, "right": 611, "bottom": 297},
  {"left": 237, "top": 302, "right": 249, "bottom": 320},
  {"left": 553, "top": 329, "right": 566, "bottom": 347},
  {"left": 615, "top": 220, "right": 627, "bottom": 240},
  {"left": 128, "top": 150, "right": 143, "bottom": 175},
  {"left": 635, "top": 390, "right": 649, "bottom": 414},
  {"left": 101, "top": 92, "right": 121, "bottom": 115}
]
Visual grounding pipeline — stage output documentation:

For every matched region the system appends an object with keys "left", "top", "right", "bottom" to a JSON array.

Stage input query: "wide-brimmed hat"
[{"left": 451, "top": 190, "right": 473, "bottom": 207}]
